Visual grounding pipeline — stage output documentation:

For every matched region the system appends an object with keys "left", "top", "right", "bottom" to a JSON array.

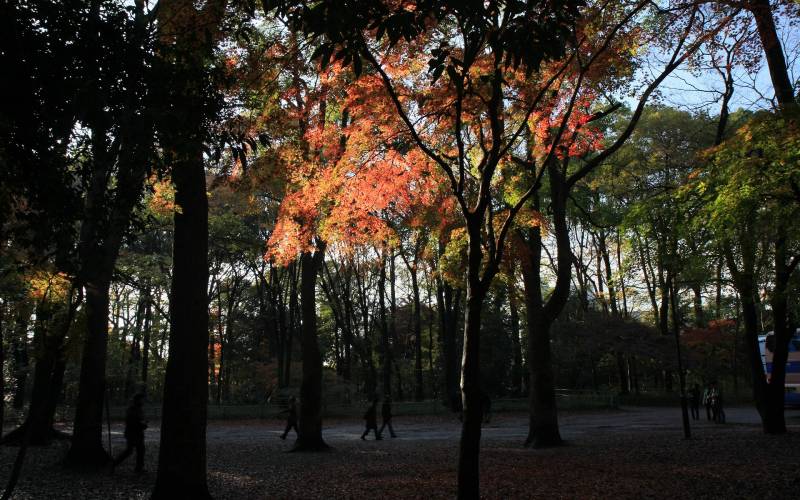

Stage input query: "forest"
[{"left": 1, "top": 0, "right": 799, "bottom": 498}]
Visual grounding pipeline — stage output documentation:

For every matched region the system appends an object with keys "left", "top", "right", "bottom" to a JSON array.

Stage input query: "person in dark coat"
[
  {"left": 280, "top": 396, "right": 299, "bottom": 440},
  {"left": 708, "top": 381, "right": 721, "bottom": 422},
  {"left": 689, "top": 384, "right": 701, "bottom": 420},
  {"left": 378, "top": 396, "right": 397, "bottom": 438},
  {"left": 113, "top": 393, "right": 147, "bottom": 473},
  {"left": 703, "top": 384, "right": 714, "bottom": 421},
  {"left": 361, "top": 398, "right": 381, "bottom": 440},
  {"left": 713, "top": 383, "right": 726, "bottom": 423}
]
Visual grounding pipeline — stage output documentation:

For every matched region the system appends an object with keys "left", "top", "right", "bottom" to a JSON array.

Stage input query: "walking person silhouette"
[
  {"left": 378, "top": 396, "right": 397, "bottom": 438},
  {"left": 280, "top": 396, "right": 299, "bottom": 440},
  {"left": 361, "top": 398, "right": 381, "bottom": 440},
  {"left": 112, "top": 393, "right": 147, "bottom": 474}
]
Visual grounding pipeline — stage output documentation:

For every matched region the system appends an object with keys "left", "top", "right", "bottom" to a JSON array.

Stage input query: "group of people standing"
[{"left": 689, "top": 382, "right": 726, "bottom": 423}]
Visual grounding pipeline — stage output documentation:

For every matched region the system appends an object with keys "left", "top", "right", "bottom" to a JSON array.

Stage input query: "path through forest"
[
  {"left": 2, "top": 406, "right": 799, "bottom": 498},
  {"left": 198, "top": 405, "right": 793, "bottom": 442}
]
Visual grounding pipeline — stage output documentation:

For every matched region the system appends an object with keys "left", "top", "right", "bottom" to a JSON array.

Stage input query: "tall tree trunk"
[
  {"left": 0, "top": 302, "right": 5, "bottom": 436},
  {"left": 293, "top": 246, "right": 329, "bottom": 451},
  {"left": 616, "top": 228, "right": 629, "bottom": 318},
  {"left": 1, "top": 289, "right": 79, "bottom": 500},
  {"left": 342, "top": 277, "right": 354, "bottom": 381},
  {"left": 66, "top": 0, "right": 152, "bottom": 467},
  {"left": 208, "top": 310, "right": 216, "bottom": 398},
  {"left": 151, "top": 0, "right": 228, "bottom": 488},
  {"left": 411, "top": 259, "right": 423, "bottom": 401},
  {"left": 657, "top": 265, "right": 670, "bottom": 337},
  {"left": 593, "top": 233, "right": 609, "bottom": 316},
  {"left": 636, "top": 232, "right": 660, "bottom": 323},
  {"left": 126, "top": 298, "right": 145, "bottom": 399},
  {"left": 142, "top": 289, "right": 152, "bottom": 389},
  {"left": 748, "top": 0, "right": 796, "bottom": 435},
  {"left": 764, "top": 223, "right": 791, "bottom": 434},
  {"left": 437, "top": 276, "right": 461, "bottom": 411},
  {"left": 21, "top": 302, "right": 58, "bottom": 445},
  {"left": 599, "top": 231, "right": 619, "bottom": 316},
  {"left": 153, "top": 148, "right": 210, "bottom": 497},
  {"left": 522, "top": 168, "right": 572, "bottom": 448},
  {"left": 723, "top": 225, "right": 769, "bottom": 429},
  {"left": 379, "top": 251, "right": 391, "bottom": 397},
  {"left": 65, "top": 278, "right": 113, "bottom": 465},
  {"left": 521, "top": 251, "right": 561, "bottom": 447},
  {"left": 8, "top": 310, "right": 51, "bottom": 446},
  {"left": 427, "top": 289, "right": 436, "bottom": 398},
  {"left": 668, "top": 273, "right": 691, "bottom": 439},
  {"left": 457, "top": 216, "right": 487, "bottom": 500},
  {"left": 749, "top": 0, "right": 795, "bottom": 108},
  {"left": 285, "top": 262, "right": 298, "bottom": 387},
  {"left": 692, "top": 285, "right": 704, "bottom": 327},
  {"left": 508, "top": 281, "right": 523, "bottom": 396},
  {"left": 657, "top": 246, "right": 673, "bottom": 393},
  {"left": 11, "top": 305, "right": 31, "bottom": 410},
  {"left": 389, "top": 254, "right": 401, "bottom": 400},
  {"left": 272, "top": 267, "right": 286, "bottom": 386},
  {"left": 222, "top": 280, "right": 239, "bottom": 402},
  {"left": 356, "top": 267, "right": 377, "bottom": 397},
  {"left": 3, "top": 289, "right": 80, "bottom": 446},
  {"left": 715, "top": 257, "right": 723, "bottom": 320}
]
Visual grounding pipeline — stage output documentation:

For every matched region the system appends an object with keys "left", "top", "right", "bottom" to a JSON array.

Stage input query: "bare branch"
[{"left": 567, "top": 8, "right": 741, "bottom": 187}]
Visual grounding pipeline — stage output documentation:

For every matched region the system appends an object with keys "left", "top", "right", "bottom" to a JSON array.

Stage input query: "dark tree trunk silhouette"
[
  {"left": 598, "top": 231, "right": 618, "bottom": 316},
  {"left": 378, "top": 250, "right": 392, "bottom": 397},
  {"left": 2, "top": 286, "right": 80, "bottom": 482},
  {"left": 389, "top": 255, "right": 402, "bottom": 400},
  {"left": 141, "top": 288, "right": 152, "bottom": 388},
  {"left": 520, "top": 169, "right": 572, "bottom": 448},
  {"left": 508, "top": 281, "right": 524, "bottom": 396},
  {"left": 749, "top": 0, "right": 795, "bottom": 108},
  {"left": 65, "top": 0, "right": 152, "bottom": 467},
  {"left": 153, "top": 149, "right": 210, "bottom": 497},
  {"left": 723, "top": 221, "right": 771, "bottom": 426},
  {"left": 437, "top": 275, "right": 462, "bottom": 411},
  {"left": 285, "top": 262, "right": 298, "bottom": 387},
  {"left": 342, "top": 270, "right": 354, "bottom": 381},
  {"left": 65, "top": 278, "right": 113, "bottom": 466},
  {"left": 764, "top": 223, "right": 792, "bottom": 434},
  {"left": 403, "top": 248, "right": 424, "bottom": 401},
  {"left": 151, "top": 2, "right": 227, "bottom": 495},
  {"left": 457, "top": 214, "right": 488, "bottom": 500},
  {"left": 11, "top": 305, "right": 31, "bottom": 410},
  {"left": 3, "top": 294, "right": 76, "bottom": 446},
  {"left": 727, "top": 0, "right": 797, "bottom": 434},
  {"left": 0, "top": 302, "right": 5, "bottom": 437},
  {"left": 293, "top": 245, "right": 329, "bottom": 451},
  {"left": 668, "top": 272, "right": 691, "bottom": 439},
  {"left": 691, "top": 285, "right": 705, "bottom": 327},
  {"left": 126, "top": 294, "right": 145, "bottom": 398}
]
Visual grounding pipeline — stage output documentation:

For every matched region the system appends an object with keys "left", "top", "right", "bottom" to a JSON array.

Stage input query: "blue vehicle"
[{"left": 758, "top": 329, "right": 800, "bottom": 406}]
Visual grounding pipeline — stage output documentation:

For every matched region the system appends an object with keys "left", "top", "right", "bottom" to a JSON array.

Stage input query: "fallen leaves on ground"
[{"left": 1, "top": 412, "right": 798, "bottom": 499}]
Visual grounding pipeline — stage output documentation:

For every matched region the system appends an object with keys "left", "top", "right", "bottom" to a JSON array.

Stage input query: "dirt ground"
[{"left": 2, "top": 406, "right": 799, "bottom": 499}]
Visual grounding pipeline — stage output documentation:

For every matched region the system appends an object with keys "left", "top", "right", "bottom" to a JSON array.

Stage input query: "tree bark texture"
[
  {"left": 153, "top": 148, "right": 210, "bottom": 498},
  {"left": 293, "top": 246, "right": 329, "bottom": 451}
]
